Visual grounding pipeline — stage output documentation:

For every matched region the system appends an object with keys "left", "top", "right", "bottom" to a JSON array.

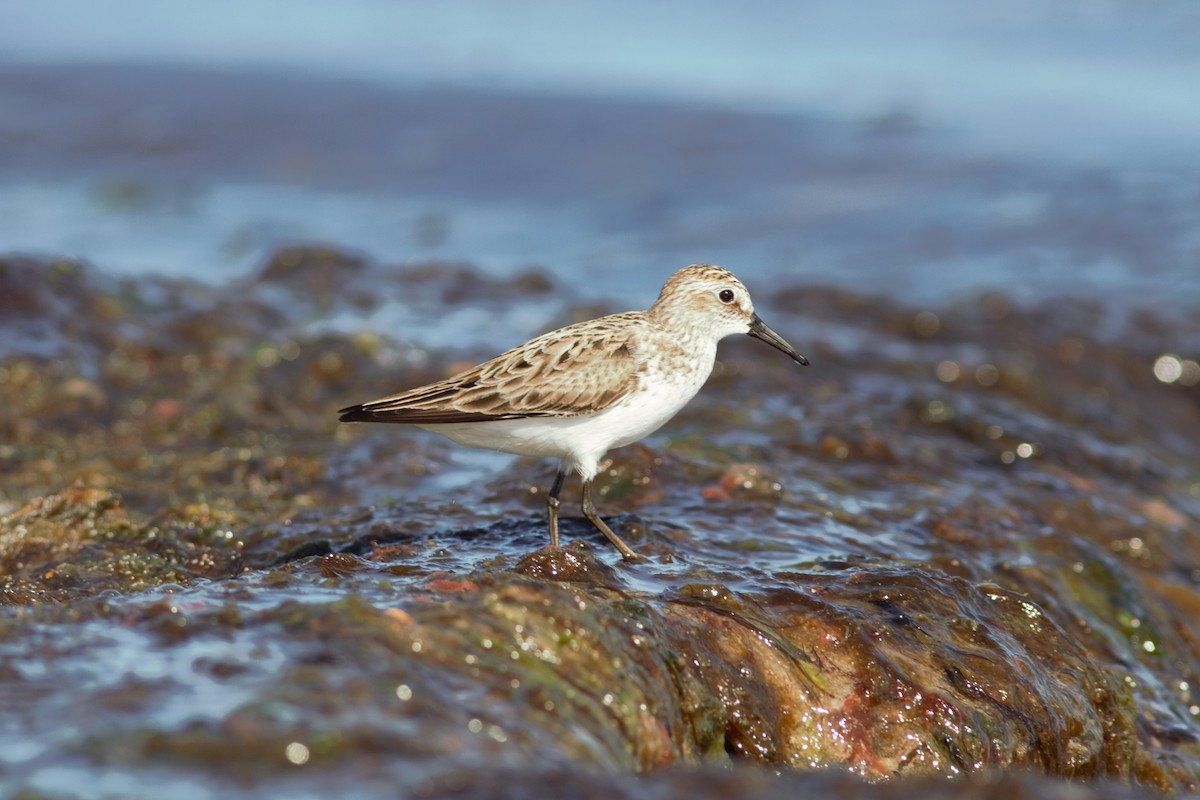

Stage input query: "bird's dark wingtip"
[
  {"left": 338, "top": 405, "right": 370, "bottom": 423},
  {"left": 339, "top": 397, "right": 538, "bottom": 424}
]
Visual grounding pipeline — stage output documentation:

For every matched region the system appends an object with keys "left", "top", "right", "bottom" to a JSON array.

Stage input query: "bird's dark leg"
[
  {"left": 546, "top": 468, "right": 567, "bottom": 548},
  {"left": 581, "top": 479, "right": 641, "bottom": 560}
]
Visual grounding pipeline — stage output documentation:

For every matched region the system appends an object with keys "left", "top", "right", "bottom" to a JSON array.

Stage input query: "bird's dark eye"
[{"left": 718, "top": 289, "right": 735, "bottom": 304}]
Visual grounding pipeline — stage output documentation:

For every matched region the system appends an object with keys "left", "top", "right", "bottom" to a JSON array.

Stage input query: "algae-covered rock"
[
  {"left": 2, "top": 251, "right": 1200, "bottom": 796},
  {"left": 0, "top": 486, "right": 243, "bottom": 603}
]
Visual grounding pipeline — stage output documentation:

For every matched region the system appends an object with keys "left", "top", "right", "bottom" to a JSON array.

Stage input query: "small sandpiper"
[{"left": 339, "top": 263, "right": 807, "bottom": 560}]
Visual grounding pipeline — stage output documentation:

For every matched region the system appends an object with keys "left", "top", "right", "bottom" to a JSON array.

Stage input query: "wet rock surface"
[
  {"left": 1, "top": 248, "right": 1198, "bottom": 798},
  {"left": 2, "top": 53, "right": 1200, "bottom": 798}
]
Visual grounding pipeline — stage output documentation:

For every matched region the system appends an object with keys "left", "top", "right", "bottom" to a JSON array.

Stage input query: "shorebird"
[{"left": 339, "top": 264, "right": 807, "bottom": 559}]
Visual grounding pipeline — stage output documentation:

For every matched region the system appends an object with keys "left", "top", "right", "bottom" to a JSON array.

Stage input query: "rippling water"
[{"left": 2, "top": 3, "right": 1200, "bottom": 797}]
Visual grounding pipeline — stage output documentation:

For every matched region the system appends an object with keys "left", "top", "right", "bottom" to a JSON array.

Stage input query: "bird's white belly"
[{"left": 418, "top": 352, "right": 712, "bottom": 479}]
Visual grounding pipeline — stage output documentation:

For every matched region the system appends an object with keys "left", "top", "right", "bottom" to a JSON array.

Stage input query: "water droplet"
[
  {"left": 285, "top": 742, "right": 310, "bottom": 765},
  {"left": 913, "top": 311, "right": 940, "bottom": 337},
  {"left": 935, "top": 360, "right": 960, "bottom": 382},
  {"left": 1154, "top": 354, "right": 1183, "bottom": 383},
  {"left": 975, "top": 363, "right": 999, "bottom": 386}
]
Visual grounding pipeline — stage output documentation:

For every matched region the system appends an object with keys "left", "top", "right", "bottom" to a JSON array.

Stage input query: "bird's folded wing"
[{"left": 338, "top": 316, "right": 644, "bottom": 424}]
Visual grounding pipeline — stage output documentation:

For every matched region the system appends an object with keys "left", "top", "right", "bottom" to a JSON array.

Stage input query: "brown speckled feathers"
[{"left": 338, "top": 312, "right": 645, "bottom": 424}]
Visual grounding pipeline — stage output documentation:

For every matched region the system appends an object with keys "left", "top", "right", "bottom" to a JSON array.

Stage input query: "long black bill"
[{"left": 748, "top": 315, "right": 809, "bottom": 365}]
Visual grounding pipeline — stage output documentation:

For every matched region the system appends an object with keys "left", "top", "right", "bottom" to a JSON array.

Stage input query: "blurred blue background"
[{"left": 2, "top": 0, "right": 1198, "bottom": 309}]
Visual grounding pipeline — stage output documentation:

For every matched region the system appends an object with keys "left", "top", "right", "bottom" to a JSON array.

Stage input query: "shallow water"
[
  {"left": 3, "top": 251, "right": 1199, "bottom": 795},
  {"left": 2, "top": 5, "right": 1200, "bottom": 797}
]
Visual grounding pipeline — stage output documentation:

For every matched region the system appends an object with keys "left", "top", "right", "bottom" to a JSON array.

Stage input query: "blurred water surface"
[{"left": 1, "top": 0, "right": 1198, "bottom": 321}]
